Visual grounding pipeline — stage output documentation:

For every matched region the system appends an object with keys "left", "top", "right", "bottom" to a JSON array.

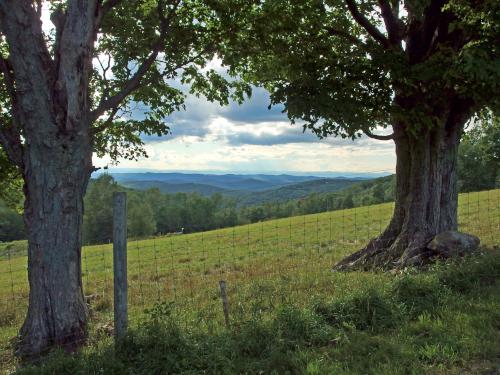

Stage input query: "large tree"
[
  {"left": 0, "top": 0, "right": 247, "bottom": 357},
  {"left": 214, "top": 0, "right": 500, "bottom": 269}
]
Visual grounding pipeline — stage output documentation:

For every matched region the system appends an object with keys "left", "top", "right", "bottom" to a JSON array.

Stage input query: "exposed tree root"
[
  {"left": 15, "top": 310, "right": 87, "bottom": 361},
  {"left": 332, "top": 230, "right": 438, "bottom": 271}
]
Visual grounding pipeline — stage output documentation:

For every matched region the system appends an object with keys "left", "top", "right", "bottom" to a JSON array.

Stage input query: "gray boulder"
[{"left": 427, "top": 231, "right": 480, "bottom": 258}]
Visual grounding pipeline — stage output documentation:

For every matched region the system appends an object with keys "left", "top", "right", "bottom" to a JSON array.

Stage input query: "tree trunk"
[
  {"left": 333, "top": 110, "right": 466, "bottom": 270},
  {"left": 0, "top": 0, "right": 99, "bottom": 358},
  {"left": 16, "top": 130, "right": 93, "bottom": 358}
]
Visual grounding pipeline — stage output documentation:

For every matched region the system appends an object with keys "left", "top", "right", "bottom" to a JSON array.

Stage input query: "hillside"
[
  {"left": 236, "top": 177, "right": 365, "bottom": 206},
  {"left": 119, "top": 180, "right": 233, "bottom": 196},
  {"left": 112, "top": 172, "right": 366, "bottom": 204},
  {"left": 1, "top": 189, "right": 499, "bottom": 373}
]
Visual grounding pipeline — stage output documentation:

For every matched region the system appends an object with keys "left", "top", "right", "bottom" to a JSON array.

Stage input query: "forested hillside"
[{"left": 1, "top": 119, "right": 497, "bottom": 244}]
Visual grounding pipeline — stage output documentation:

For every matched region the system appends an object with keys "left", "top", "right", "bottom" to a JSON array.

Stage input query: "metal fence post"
[{"left": 113, "top": 192, "right": 128, "bottom": 339}]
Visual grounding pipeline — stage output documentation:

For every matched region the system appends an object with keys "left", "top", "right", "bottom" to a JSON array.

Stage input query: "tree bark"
[
  {"left": 17, "top": 131, "right": 93, "bottom": 358},
  {"left": 333, "top": 102, "right": 469, "bottom": 270},
  {"left": 0, "top": 0, "right": 99, "bottom": 358}
]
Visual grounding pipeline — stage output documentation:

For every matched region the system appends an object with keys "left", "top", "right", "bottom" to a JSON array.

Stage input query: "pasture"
[{"left": 1, "top": 189, "right": 499, "bottom": 373}]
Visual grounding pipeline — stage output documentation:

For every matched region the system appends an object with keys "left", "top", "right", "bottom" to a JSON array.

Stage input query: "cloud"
[
  {"left": 95, "top": 136, "right": 395, "bottom": 174},
  {"left": 140, "top": 84, "right": 289, "bottom": 143},
  {"left": 98, "top": 57, "right": 396, "bottom": 173},
  {"left": 220, "top": 87, "right": 287, "bottom": 124}
]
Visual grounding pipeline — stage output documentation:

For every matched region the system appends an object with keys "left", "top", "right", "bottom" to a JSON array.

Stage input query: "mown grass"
[{"left": 0, "top": 189, "right": 499, "bottom": 373}]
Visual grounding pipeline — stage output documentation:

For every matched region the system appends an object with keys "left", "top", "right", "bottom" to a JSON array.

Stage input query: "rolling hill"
[
  {"left": 111, "top": 172, "right": 366, "bottom": 203},
  {"left": 118, "top": 180, "right": 233, "bottom": 196},
  {"left": 110, "top": 172, "right": 320, "bottom": 191},
  {"left": 236, "top": 177, "right": 365, "bottom": 206}
]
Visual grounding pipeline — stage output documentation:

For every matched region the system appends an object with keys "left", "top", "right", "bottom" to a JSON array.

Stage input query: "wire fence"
[{"left": 0, "top": 189, "right": 499, "bottom": 364}]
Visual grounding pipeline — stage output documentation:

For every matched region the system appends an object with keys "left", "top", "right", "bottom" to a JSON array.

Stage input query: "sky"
[
  {"left": 40, "top": 6, "right": 395, "bottom": 176},
  {"left": 95, "top": 84, "right": 396, "bottom": 175}
]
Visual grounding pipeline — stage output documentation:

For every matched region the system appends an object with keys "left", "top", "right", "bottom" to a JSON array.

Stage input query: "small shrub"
[{"left": 272, "top": 306, "right": 332, "bottom": 348}]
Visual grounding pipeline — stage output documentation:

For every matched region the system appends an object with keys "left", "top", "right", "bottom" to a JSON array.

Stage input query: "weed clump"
[
  {"left": 391, "top": 275, "right": 443, "bottom": 319},
  {"left": 314, "top": 288, "right": 400, "bottom": 331},
  {"left": 436, "top": 252, "right": 500, "bottom": 293}
]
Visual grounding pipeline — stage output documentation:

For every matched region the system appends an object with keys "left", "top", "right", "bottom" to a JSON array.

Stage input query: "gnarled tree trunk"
[
  {"left": 17, "top": 130, "right": 93, "bottom": 357},
  {"left": 333, "top": 100, "right": 471, "bottom": 270},
  {"left": 0, "top": 0, "right": 99, "bottom": 358}
]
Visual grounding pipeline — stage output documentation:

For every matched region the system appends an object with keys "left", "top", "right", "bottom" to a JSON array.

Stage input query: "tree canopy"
[
  {"left": 0, "top": 0, "right": 250, "bottom": 169},
  {"left": 213, "top": 0, "right": 499, "bottom": 139}
]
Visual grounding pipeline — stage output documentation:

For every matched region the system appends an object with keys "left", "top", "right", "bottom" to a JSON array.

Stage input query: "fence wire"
[{"left": 0, "top": 189, "right": 499, "bottom": 365}]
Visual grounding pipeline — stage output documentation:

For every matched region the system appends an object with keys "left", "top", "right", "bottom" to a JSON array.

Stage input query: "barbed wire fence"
[{"left": 0, "top": 189, "right": 499, "bottom": 365}]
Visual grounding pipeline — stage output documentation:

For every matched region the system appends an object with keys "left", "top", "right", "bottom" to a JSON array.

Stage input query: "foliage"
[
  {"left": 0, "top": 200, "right": 24, "bottom": 242},
  {"left": 214, "top": 0, "right": 500, "bottom": 137},
  {"left": 0, "top": 1, "right": 251, "bottom": 165},
  {"left": 81, "top": 174, "right": 240, "bottom": 244},
  {"left": 239, "top": 175, "right": 396, "bottom": 222},
  {"left": 87, "top": 0, "right": 251, "bottom": 162},
  {"left": 82, "top": 174, "right": 119, "bottom": 244},
  {"left": 81, "top": 174, "right": 395, "bottom": 244},
  {"left": 7, "top": 166, "right": 498, "bottom": 244},
  {"left": 458, "top": 113, "right": 500, "bottom": 192},
  {"left": 0, "top": 149, "right": 22, "bottom": 211}
]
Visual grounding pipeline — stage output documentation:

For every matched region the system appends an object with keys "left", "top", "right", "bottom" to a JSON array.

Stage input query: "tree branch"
[
  {"left": 91, "top": 0, "right": 181, "bottom": 121},
  {"left": 0, "top": 56, "right": 24, "bottom": 166},
  {"left": 91, "top": 52, "right": 159, "bottom": 121},
  {"left": 50, "top": 5, "right": 66, "bottom": 75},
  {"left": 325, "top": 27, "right": 367, "bottom": 47},
  {"left": 377, "top": 0, "right": 404, "bottom": 46},
  {"left": 100, "top": 0, "right": 123, "bottom": 16},
  {"left": 344, "top": 0, "right": 389, "bottom": 48},
  {"left": 35, "top": 0, "right": 42, "bottom": 18},
  {"left": 0, "top": 57, "right": 15, "bottom": 101},
  {"left": 0, "top": 124, "right": 23, "bottom": 167},
  {"left": 421, "top": 0, "right": 446, "bottom": 46},
  {"left": 407, "top": 0, "right": 446, "bottom": 62},
  {"left": 363, "top": 129, "right": 394, "bottom": 140},
  {"left": 92, "top": 105, "right": 120, "bottom": 135},
  {"left": 92, "top": 46, "right": 211, "bottom": 135}
]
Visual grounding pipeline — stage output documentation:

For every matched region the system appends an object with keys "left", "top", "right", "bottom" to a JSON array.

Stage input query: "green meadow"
[{"left": 1, "top": 189, "right": 499, "bottom": 373}]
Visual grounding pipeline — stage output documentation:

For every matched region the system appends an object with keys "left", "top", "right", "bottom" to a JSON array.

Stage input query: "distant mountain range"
[
  {"left": 106, "top": 172, "right": 369, "bottom": 206},
  {"left": 111, "top": 172, "right": 321, "bottom": 191}
]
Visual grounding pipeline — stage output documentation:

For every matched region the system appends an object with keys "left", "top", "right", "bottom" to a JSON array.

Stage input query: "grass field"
[{"left": 1, "top": 189, "right": 499, "bottom": 373}]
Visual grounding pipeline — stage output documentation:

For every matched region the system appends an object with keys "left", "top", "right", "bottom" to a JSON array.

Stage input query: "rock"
[{"left": 427, "top": 231, "right": 480, "bottom": 258}]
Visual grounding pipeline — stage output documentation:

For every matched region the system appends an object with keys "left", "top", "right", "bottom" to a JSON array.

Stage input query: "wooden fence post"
[
  {"left": 113, "top": 192, "right": 128, "bottom": 339},
  {"left": 219, "top": 280, "right": 230, "bottom": 328}
]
